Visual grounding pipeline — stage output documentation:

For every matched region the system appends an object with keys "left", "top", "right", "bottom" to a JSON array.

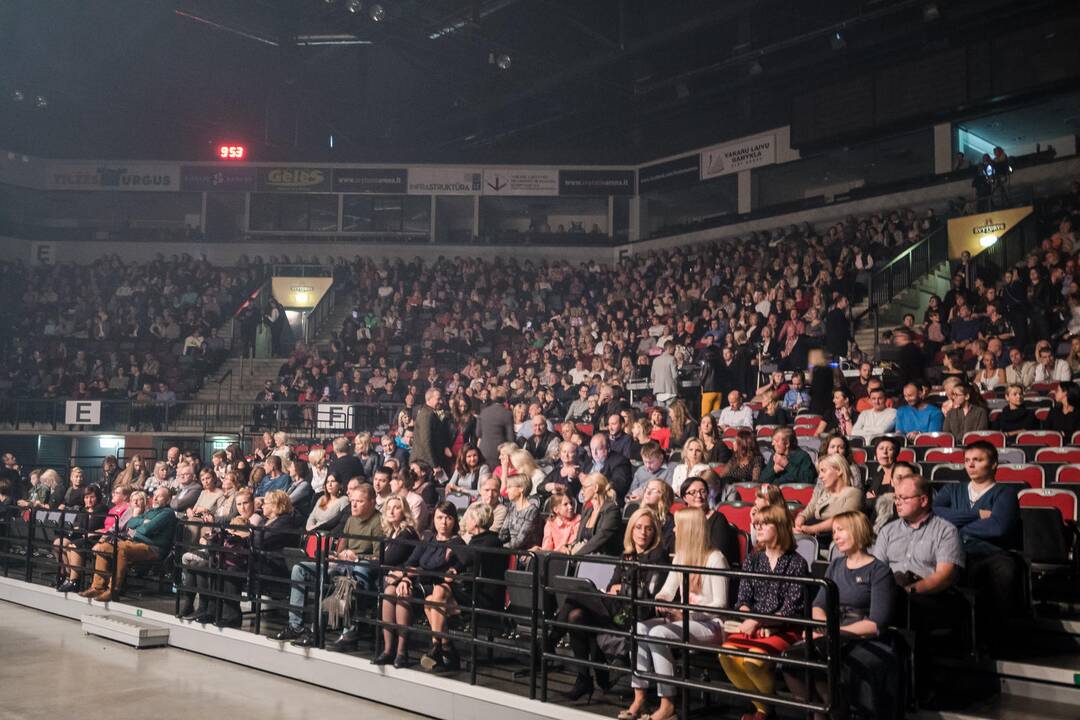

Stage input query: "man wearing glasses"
[{"left": 872, "top": 472, "right": 965, "bottom": 703}]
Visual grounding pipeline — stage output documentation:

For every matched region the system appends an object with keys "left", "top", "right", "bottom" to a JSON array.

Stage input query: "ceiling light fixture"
[
  {"left": 830, "top": 30, "right": 846, "bottom": 50},
  {"left": 34, "top": 95, "right": 47, "bottom": 109},
  {"left": 347, "top": 0, "right": 362, "bottom": 13},
  {"left": 369, "top": 4, "right": 385, "bottom": 22}
]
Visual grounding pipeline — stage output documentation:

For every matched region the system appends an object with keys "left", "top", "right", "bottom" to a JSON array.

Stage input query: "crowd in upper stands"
[
  {"left": 3, "top": 180, "right": 1080, "bottom": 719},
  {"left": 0, "top": 254, "right": 263, "bottom": 401}
]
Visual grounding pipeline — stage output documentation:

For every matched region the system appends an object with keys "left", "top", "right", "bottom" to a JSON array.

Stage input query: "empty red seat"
[
  {"left": 897, "top": 448, "right": 917, "bottom": 463},
  {"left": 794, "top": 415, "right": 821, "bottom": 427},
  {"left": 732, "top": 483, "right": 759, "bottom": 503},
  {"left": 1054, "top": 464, "right": 1080, "bottom": 485},
  {"left": 851, "top": 448, "right": 868, "bottom": 465},
  {"left": 723, "top": 427, "right": 741, "bottom": 438},
  {"left": 1019, "top": 488, "right": 1078, "bottom": 523},
  {"left": 924, "top": 448, "right": 966, "bottom": 464},
  {"left": 1015, "top": 431, "right": 1063, "bottom": 447},
  {"left": 780, "top": 483, "right": 815, "bottom": 506},
  {"left": 996, "top": 464, "right": 1045, "bottom": 490},
  {"left": 716, "top": 502, "right": 754, "bottom": 534},
  {"left": 1035, "top": 448, "right": 1080, "bottom": 465},
  {"left": 962, "top": 430, "right": 1005, "bottom": 448},
  {"left": 794, "top": 426, "right": 817, "bottom": 437},
  {"left": 756, "top": 426, "right": 779, "bottom": 438},
  {"left": 1035, "top": 408, "right": 1051, "bottom": 422},
  {"left": 912, "top": 433, "right": 954, "bottom": 448}
]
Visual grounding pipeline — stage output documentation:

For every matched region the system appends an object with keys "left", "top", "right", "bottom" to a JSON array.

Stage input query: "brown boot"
[{"left": 79, "top": 587, "right": 105, "bottom": 598}]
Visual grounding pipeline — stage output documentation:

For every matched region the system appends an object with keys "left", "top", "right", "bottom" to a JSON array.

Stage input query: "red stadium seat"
[
  {"left": 1072, "top": 431, "right": 1080, "bottom": 446},
  {"left": 716, "top": 502, "right": 754, "bottom": 534},
  {"left": 897, "top": 448, "right": 916, "bottom": 463},
  {"left": 924, "top": 448, "right": 966, "bottom": 464},
  {"left": 1035, "top": 448, "right": 1080, "bottom": 465},
  {"left": 1015, "top": 431, "right": 1062, "bottom": 448},
  {"left": 794, "top": 426, "right": 817, "bottom": 437},
  {"left": 575, "top": 423, "right": 594, "bottom": 436},
  {"left": 756, "top": 426, "right": 779, "bottom": 438},
  {"left": 722, "top": 438, "right": 735, "bottom": 450},
  {"left": 736, "top": 531, "right": 752, "bottom": 563},
  {"left": 996, "top": 464, "right": 1045, "bottom": 490},
  {"left": 794, "top": 415, "right": 821, "bottom": 428},
  {"left": 912, "top": 433, "right": 954, "bottom": 448},
  {"left": 1054, "top": 465, "right": 1080, "bottom": 485},
  {"left": 780, "top": 483, "right": 815, "bottom": 506},
  {"left": 1019, "top": 488, "right": 1078, "bottom": 524},
  {"left": 732, "top": 483, "right": 759, "bottom": 503},
  {"left": 669, "top": 501, "right": 688, "bottom": 514},
  {"left": 723, "top": 427, "right": 742, "bottom": 438},
  {"left": 304, "top": 535, "right": 333, "bottom": 559},
  {"left": 851, "top": 448, "right": 868, "bottom": 465},
  {"left": 962, "top": 431, "right": 1005, "bottom": 448},
  {"left": 1035, "top": 408, "right": 1051, "bottom": 422}
]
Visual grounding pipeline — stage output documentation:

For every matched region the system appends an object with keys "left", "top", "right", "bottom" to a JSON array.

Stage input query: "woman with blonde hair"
[
  {"left": 623, "top": 508, "right": 729, "bottom": 720},
  {"left": 720, "top": 504, "right": 809, "bottom": 720},
  {"left": 669, "top": 438, "right": 711, "bottom": 497},
  {"left": 570, "top": 473, "right": 621, "bottom": 556},
  {"left": 306, "top": 447, "right": 329, "bottom": 495},
  {"left": 794, "top": 454, "right": 862, "bottom": 539},
  {"left": 783, "top": 511, "right": 897, "bottom": 719},
  {"left": 58, "top": 467, "right": 88, "bottom": 510},
  {"left": 641, "top": 478, "right": 676, "bottom": 552},
  {"left": 507, "top": 448, "right": 546, "bottom": 490},
  {"left": 374, "top": 496, "right": 421, "bottom": 667}
]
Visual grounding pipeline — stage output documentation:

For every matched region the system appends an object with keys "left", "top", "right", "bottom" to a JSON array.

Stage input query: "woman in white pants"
[{"left": 621, "top": 507, "right": 729, "bottom": 720}]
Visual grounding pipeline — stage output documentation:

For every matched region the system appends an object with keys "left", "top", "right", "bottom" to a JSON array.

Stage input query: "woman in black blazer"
[{"left": 571, "top": 473, "right": 622, "bottom": 557}]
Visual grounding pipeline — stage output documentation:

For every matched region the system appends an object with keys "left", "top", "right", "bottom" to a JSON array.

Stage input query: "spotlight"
[
  {"left": 347, "top": 0, "right": 362, "bottom": 13},
  {"left": 369, "top": 3, "right": 385, "bottom": 22},
  {"left": 495, "top": 53, "right": 511, "bottom": 71},
  {"left": 12, "top": 89, "right": 24, "bottom": 102},
  {"left": 324, "top": 0, "right": 335, "bottom": 4},
  {"left": 922, "top": 3, "right": 940, "bottom": 22},
  {"left": 748, "top": 59, "right": 763, "bottom": 76},
  {"left": 830, "top": 30, "right": 846, "bottom": 50},
  {"left": 34, "top": 95, "right": 47, "bottom": 109}
]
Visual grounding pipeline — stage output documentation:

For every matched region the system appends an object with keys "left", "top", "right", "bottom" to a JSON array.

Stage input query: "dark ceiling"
[{"left": 0, "top": 0, "right": 1076, "bottom": 164}]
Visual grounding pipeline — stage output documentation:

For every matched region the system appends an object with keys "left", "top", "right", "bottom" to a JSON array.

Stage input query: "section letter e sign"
[{"left": 65, "top": 401, "right": 101, "bottom": 425}]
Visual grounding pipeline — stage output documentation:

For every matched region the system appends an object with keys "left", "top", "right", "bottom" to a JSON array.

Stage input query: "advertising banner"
[
  {"left": 333, "top": 168, "right": 408, "bottom": 194},
  {"left": 257, "top": 167, "right": 331, "bottom": 193},
  {"left": 481, "top": 168, "right": 559, "bottom": 196},
  {"left": 638, "top": 155, "right": 701, "bottom": 194},
  {"left": 46, "top": 163, "right": 180, "bottom": 191},
  {"left": 946, "top": 206, "right": 1033, "bottom": 259},
  {"left": 407, "top": 167, "right": 483, "bottom": 195},
  {"left": 180, "top": 166, "right": 257, "bottom": 192},
  {"left": 700, "top": 134, "right": 776, "bottom": 180},
  {"left": 558, "top": 169, "right": 635, "bottom": 196}
]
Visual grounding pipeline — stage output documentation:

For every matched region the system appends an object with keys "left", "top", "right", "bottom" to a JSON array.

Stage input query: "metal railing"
[
  {"left": 866, "top": 225, "right": 948, "bottom": 315},
  {"left": 304, "top": 286, "right": 337, "bottom": 345},
  {"left": 1, "top": 512, "right": 853, "bottom": 718}
]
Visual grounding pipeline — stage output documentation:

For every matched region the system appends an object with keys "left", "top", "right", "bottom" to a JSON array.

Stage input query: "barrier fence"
[{"left": 0, "top": 511, "right": 847, "bottom": 718}]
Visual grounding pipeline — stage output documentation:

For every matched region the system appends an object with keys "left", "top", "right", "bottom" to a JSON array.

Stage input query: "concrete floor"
[{"left": 0, "top": 602, "right": 427, "bottom": 720}]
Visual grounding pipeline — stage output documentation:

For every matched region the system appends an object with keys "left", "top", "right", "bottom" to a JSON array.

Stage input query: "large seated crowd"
[
  {"left": 0, "top": 254, "right": 264, "bottom": 401},
  {"left": 1, "top": 182, "right": 1080, "bottom": 720}
]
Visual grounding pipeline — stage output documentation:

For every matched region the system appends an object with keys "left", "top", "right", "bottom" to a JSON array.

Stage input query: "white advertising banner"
[
  {"left": 65, "top": 401, "right": 101, "bottom": 425},
  {"left": 46, "top": 163, "right": 180, "bottom": 191},
  {"left": 407, "top": 167, "right": 483, "bottom": 195},
  {"left": 317, "top": 404, "right": 354, "bottom": 431},
  {"left": 481, "top": 168, "right": 559, "bottom": 196},
  {"left": 700, "top": 134, "right": 776, "bottom": 180}
]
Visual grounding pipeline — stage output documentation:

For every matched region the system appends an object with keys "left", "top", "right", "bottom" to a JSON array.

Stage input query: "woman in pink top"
[{"left": 535, "top": 491, "right": 581, "bottom": 553}]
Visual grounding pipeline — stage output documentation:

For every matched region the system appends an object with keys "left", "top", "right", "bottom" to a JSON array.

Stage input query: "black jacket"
[
  {"left": 454, "top": 530, "right": 507, "bottom": 610},
  {"left": 595, "top": 452, "right": 632, "bottom": 506},
  {"left": 574, "top": 502, "right": 622, "bottom": 556}
]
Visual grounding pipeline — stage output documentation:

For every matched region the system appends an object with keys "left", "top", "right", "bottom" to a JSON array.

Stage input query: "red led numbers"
[{"left": 217, "top": 145, "right": 247, "bottom": 160}]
